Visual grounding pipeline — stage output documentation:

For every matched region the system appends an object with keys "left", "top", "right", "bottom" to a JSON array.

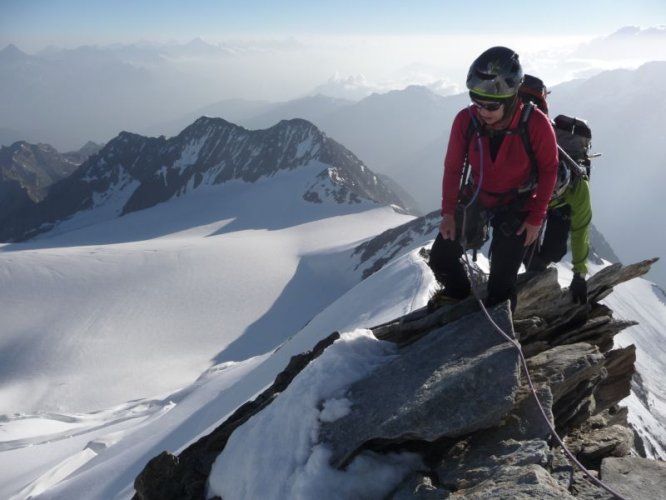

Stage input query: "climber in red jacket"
[{"left": 429, "top": 46, "right": 558, "bottom": 311}]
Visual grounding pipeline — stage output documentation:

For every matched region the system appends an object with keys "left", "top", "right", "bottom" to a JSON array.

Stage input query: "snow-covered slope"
[
  {"left": 1, "top": 199, "right": 664, "bottom": 499},
  {"left": 0, "top": 166, "right": 412, "bottom": 416},
  {"left": 605, "top": 278, "right": 666, "bottom": 459},
  {"left": 0, "top": 208, "right": 426, "bottom": 499}
]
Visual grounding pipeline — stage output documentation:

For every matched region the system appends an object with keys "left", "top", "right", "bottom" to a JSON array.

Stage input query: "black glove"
[{"left": 570, "top": 272, "right": 588, "bottom": 304}]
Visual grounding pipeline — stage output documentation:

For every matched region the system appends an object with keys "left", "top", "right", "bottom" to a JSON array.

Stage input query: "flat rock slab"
[
  {"left": 320, "top": 303, "right": 521, "bottom": 468},
  {"left": 601, "top": 456, "right": 666, "bottom": 500},
  {"left": 450, "top": 464, "right": 576, "bottom": 499}
]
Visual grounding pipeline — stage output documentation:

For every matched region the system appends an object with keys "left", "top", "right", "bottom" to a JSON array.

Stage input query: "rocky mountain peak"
[
  {"left": 176, "top": 115, "right": 239, "bottom": 138},
  {"left": 0, "top": 117, "right": 408, "bottom": 241}
]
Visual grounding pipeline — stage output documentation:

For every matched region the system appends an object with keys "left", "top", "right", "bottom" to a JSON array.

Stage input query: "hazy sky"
[
  {"left": 3, "top": 1, "right": 664, "bottom": 98},
  {"left": 2, "top": 0, "right": 665, "bottom": 49},
  {"left": 1, "top": 1, "right": 665, "bottom": 107}
]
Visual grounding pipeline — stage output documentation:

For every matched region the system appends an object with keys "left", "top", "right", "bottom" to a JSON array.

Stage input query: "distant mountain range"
[
  {"left": 2, "top": 25, "right": 664, "bottom": 149},
  {"left": 2, "top": 35, "right": 664, "bottom": 285},
  {"left": 0, "top": 117, "right": 409, "bottom": 242},
  {"left": 571, "top": 25, "right": 666, "bottom": 62}
]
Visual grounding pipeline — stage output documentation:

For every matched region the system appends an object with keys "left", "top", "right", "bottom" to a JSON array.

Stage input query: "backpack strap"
[
  {"left": 459, "top": 107, "right": 483, "bottom": 197},
  {"left": 517, "top": 103, "right": 538, "bottom": 177},
  {"left": 496, "top": 102, "right": 537, "bottom": 187}
]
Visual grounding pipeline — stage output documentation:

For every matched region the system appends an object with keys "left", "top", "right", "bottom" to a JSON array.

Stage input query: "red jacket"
[{"left": 441, "top": 103, "right": 558, "bottom": 226}]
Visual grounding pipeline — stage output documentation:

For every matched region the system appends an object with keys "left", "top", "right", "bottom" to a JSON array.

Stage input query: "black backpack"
[
  {"left": 518, "top": 74, "right": 596, "bottom": 179},
  {"left": 553, "top": 114, "right": 594, "bottom": 178}
]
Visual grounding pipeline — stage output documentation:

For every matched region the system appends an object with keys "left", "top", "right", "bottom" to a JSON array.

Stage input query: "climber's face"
[{"left": 472, "top": 99, "right": 504, "bottom": 126}]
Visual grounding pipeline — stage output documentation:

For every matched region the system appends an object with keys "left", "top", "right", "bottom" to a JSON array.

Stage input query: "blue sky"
[{"left": 2, "top": 0, "right": 665, "bottom": 50}]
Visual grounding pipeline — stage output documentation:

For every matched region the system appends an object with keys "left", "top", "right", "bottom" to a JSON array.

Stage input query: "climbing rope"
[{"left": 460, "top": 250, "right": 627, "bottom": 500}]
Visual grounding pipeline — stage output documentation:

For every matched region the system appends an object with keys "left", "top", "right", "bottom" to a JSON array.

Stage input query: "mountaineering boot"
[{"left": 427, "top": 288, "right": 470, "bottom": 313}]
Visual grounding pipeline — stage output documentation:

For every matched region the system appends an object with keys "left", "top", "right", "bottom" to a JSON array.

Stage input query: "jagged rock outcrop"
[
  {"left": 320, "top": 304, "right": 521, "bottom": 469},
  {"left": 0, "top": 140, "right": 101, "bottom": 238},
  {"left": 133, "top": 258, "right": 661, "bottom": 500},
  {"left": 0, "top": 117, "right": 407, "bottom": 241}
]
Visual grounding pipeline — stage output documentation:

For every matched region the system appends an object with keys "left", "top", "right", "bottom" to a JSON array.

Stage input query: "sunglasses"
[{"left": 472, "top": 99, "right": 504, "bottom": 111}]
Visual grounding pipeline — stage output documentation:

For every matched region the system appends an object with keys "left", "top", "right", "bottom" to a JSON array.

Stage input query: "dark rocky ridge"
[
  {"left": 0, "top": 117, "right": 407, "bottom": 241},
  {"left": 0, "top": 140, "right": 99, "bottom": 219},
  {"left": 133, "top": 257, "right": 662, "bottom": 500}
]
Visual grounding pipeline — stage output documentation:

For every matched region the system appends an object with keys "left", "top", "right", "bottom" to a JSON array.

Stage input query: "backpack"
[
  {"left": 553, "top": 114, "right": 593, "bottom": 178},
  {"left": 518, "top": 74, "right": 549, "bottom": 115},
  {"left": 518, "top": 74, "right": 596, "bottom": 179}
]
